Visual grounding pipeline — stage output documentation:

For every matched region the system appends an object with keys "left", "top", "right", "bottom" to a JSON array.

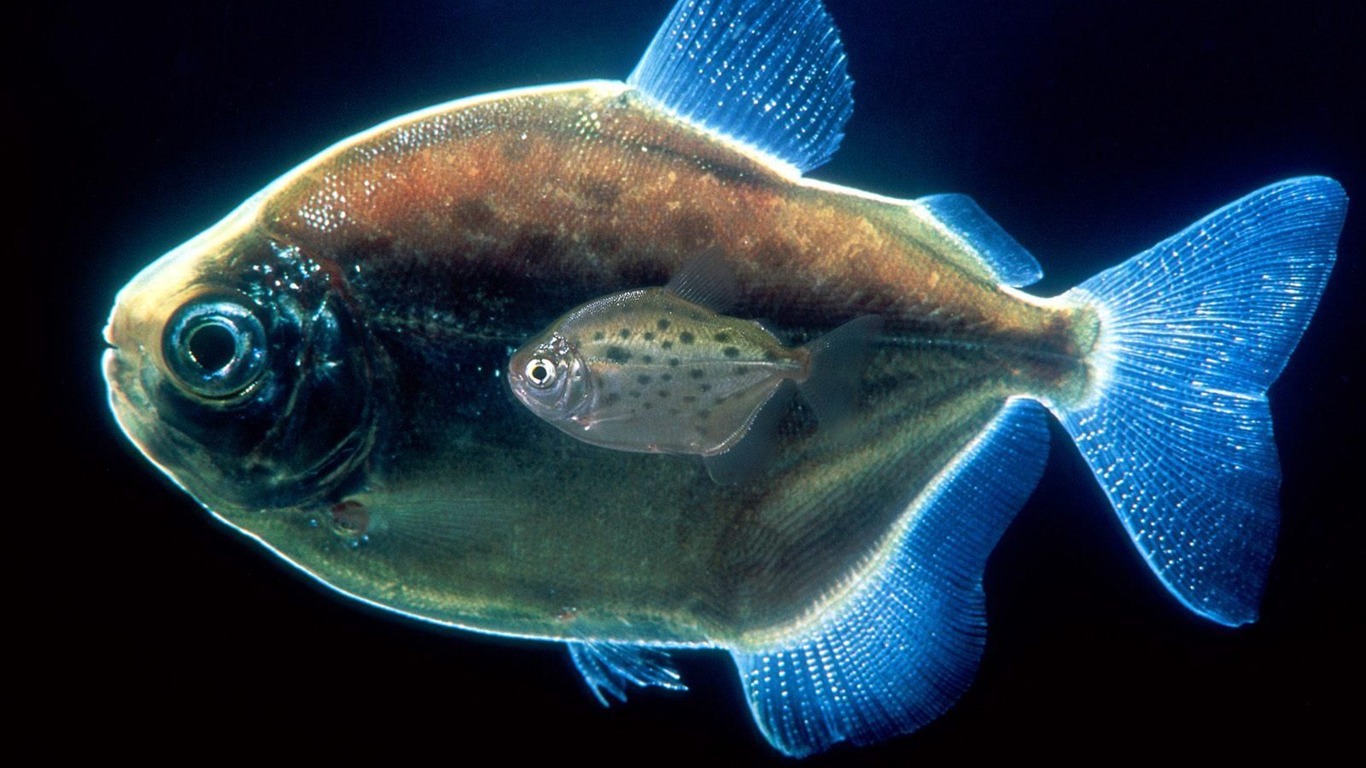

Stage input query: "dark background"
[{"left": 33, "top": 1, "right": 1362, "bottom": 762}]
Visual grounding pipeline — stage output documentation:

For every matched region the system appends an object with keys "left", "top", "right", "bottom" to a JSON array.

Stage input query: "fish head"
[
  {"left": 507, "top": 331, "right": 594, "bottom": 427},
  {"left": 102, "top": 201, "right": 380, "bottom": 522}
]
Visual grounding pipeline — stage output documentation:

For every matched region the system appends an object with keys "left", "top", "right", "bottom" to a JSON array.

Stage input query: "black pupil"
[
  {"left": 531, "top": 364, "right": 549, "bottom": 382},
  {"left": 187, "top": 322, "right": 238, "bottom": 372}
]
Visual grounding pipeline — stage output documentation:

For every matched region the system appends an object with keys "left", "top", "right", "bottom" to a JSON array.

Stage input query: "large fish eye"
[
  {"left": 524, "top": 357, "right": 559, "bottom": 389},
  {"left": 163, "top": 297, "right": 268, "bottom": 399}
]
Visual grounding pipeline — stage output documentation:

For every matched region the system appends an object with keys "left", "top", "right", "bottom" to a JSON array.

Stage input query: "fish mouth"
[
  {"left": 102, "top": 336, "right": 203, "bottom": 503},
  {"left": 101, "top": 298, "right": 180, "bottom": 488},
  {"left": 101, "top": 335, "right": 149, "bottom": 453},
  {"left": 102, "top": 293, "right": 125, "bottom": 350},
  {"left": 101, "top": 295, "right": 152, "bottom": 441}
]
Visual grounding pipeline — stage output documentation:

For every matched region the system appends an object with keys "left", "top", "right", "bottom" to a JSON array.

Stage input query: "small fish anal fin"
[
  {"left": 731, "top": 399, "right": 1049, "bottom": 756},
  {"left": 1052, "top": 176, "right": 1346, "bottom": 626},
  {"left": 703, "top": 380, "right": 797, "bottom": 485},
  {"left": 628, "top": 0, "right": 854, "bottom": 174},
  {"left": 664, "top": 248, "right": 740, "bottom": 313},
  {"left": 916, "top": 194, "right": 1043, "bottom": 287},
  {"left": 567, "top": 641, "right": 687, "bottom": 707},
  {"left": 798, "top": 315, "right": 883, "bottom": 430}
]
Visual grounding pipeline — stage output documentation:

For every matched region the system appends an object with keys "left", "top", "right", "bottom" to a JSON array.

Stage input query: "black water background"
[{"left": 30, "top": 1, "right": 1363, "bottom": 762}]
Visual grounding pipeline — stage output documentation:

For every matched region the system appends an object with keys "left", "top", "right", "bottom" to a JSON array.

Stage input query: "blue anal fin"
[
  {"left": 567, "top": 641, "right": 688, "bottom": 706},
  {"left": 917, "top": 194, "right": 1043, "bottom": 287},
  {"left": 732, "top": 399, "right": 1049, "bottom": 756},
  {"left": 628, "top": 0, "right": 854, "bottom": 174}
]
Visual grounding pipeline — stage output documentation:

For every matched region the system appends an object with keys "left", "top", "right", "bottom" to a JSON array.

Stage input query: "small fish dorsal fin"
[
  {"left": 628, "top": 0, "right": 855, "bottom": 175},
  {"left": 917, "top": 194, "right": 1043, "bottom": 287},
  {"left": 664, "top": 248, "right": 740, "bottom": 312}
]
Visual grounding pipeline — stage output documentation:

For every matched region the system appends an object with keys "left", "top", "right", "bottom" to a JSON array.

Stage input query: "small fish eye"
[
  {"left": 525, "top": 357, "right": 558, "bottom": 389},
  {"left": 163, "top": 297, "right": 268, "bottom": 399}
]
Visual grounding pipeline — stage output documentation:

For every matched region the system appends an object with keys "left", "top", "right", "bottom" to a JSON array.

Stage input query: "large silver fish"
[{"left": 101, "top": 0, "right": 1346, "bottom": 756}]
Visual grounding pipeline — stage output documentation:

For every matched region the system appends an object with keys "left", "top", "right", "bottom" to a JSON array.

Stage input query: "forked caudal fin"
[{"left": 1052, "top": 176, "right": 1347, "bottom": 626}]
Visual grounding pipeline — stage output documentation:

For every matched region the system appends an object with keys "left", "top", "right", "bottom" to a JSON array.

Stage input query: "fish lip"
[{"left": 101, "top": 310, "right": 117, "bottom": 348}]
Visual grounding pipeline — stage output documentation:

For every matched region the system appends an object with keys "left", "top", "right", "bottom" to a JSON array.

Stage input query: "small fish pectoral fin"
[
  {"left": 627, "top": 0, "right": 854, "bottom": 175},
  {"left": 567, "top": 641, "right": 687, "bottom": 707},
  {"left": 702, "top": 380, "right": 797, "bottom": 485},
  {"left": 730, "top": 399, "right": 1049, "bottom": 756},
  {"left": 915, "top": 194, "right": 1043, "bottom": 287},
  {"left": 664, "top": 247, "right": 740, "bottom": 313}
]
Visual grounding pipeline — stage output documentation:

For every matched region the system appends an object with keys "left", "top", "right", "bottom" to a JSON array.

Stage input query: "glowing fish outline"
[{"left": 99, "top": 0, "right": 1347, "bottom": 757}]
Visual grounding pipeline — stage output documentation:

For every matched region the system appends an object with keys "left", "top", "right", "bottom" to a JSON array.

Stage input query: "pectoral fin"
[{"left": 567, "top": 641, "right": 688, "bottom": 706}]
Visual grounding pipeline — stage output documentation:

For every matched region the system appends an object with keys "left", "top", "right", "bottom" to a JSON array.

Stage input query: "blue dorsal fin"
[
  {"left": 731, "top": 399, "right": 1049, "bottom": 756},
  {"left": 628, "top": 0, "right": 854, "bottom": 174},
  {"left": 567, "top": 641, "right": 688, "bottom": 706},
  {"left": 917, "top": 194, "right": 1043, "bottom": 287},
  {"left": 665, "top": 248, "right": 739, "bottom": 312}
]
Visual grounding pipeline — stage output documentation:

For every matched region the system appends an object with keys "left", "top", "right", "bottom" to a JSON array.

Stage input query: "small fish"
[
  {"left": 100, "top": 0, "right": 1346, "bottom": 757},
  {"left": 508, "top": 253, "right": 882, "bottom": 483}
]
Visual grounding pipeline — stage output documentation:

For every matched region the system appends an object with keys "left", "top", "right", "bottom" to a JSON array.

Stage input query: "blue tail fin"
[{"left": 1052, "top": 176, "right": 1346, "bottom": 626}]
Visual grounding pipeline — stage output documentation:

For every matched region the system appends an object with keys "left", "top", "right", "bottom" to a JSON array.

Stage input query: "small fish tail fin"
[
  {"left": 1050, "top": 176, "right": 1346, "bottom": 626},
  {"left": 798, "top": 314, "right": 884, "bottom": 427}
]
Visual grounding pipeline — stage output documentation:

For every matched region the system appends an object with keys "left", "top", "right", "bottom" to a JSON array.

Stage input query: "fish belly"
[{"left": 233, "top": 82, "right": 1091, "bottom": 645}]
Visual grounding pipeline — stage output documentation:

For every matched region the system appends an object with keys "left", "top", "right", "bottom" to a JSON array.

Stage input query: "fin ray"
[
  {"left": 664, "top": 248, "right": 739, "bottom": 312},
  {"left": 917, "top": 194, "right": 1043, "bottom": 287},
  {"left": 1053, "top": 176, "right": 1346, "bottom": 625},
  {"left": 628, "top": 0, "right": 854, "bottom": 173},
  {"left": 732, "top": 399, "right": 1049, "bottom": 755},
  {"left": 798, "top": 314, "right": 883, "bottom": 428},
  {"left": 567, "top": 641, "right": 687, "bottom": 706}
]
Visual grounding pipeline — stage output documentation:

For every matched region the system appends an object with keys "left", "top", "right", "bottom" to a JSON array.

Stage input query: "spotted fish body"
[
  {"left": 508, "top": 256, "right": 881, "bottom": 479},
  {"left": 516, "top": 288, "right": 803, "bottom": 454},
  {"left": 101, "top": 0, "right": 1345, "bottom": 757}
]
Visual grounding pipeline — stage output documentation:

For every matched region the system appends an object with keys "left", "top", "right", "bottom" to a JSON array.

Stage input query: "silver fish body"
[{"left": 99, "top": 0, "right": 1347, "bottom": 757}]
